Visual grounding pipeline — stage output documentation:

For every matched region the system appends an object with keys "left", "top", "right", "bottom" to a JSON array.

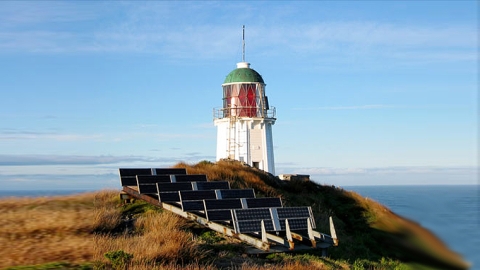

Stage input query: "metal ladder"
[{"left": 227, "top": 116, "right": 237, "bottom": 159}]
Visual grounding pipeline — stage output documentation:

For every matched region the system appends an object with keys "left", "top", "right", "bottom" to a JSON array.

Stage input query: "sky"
[{"left": 0, "top": 1, "right": 477, "bottom": 190}]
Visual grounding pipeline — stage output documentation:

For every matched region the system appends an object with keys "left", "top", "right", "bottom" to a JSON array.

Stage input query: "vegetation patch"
[
  {"left": 4, "top": 262, "right": 92, "bottom": 270},
  {"left": 104, "top": 250, "right": 133, "bottom": 269},
  {"left": 0, "top": 160, "right": 470, "bottom": 269}
]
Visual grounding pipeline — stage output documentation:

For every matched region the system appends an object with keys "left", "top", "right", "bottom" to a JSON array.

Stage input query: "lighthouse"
[{"left": 213, "top": 27, "right": 276, "bottom": 174}]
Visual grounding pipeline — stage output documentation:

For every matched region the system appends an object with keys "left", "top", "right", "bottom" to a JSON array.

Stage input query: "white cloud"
[
  {"left": 0, "top": 153, "right": 215, "bottom": 167},
  {"left": 0, "top": 2, "right": 101, "bottom": 25},
  {"left": 0, "top": 2, "right": 475, "bottom": 65},
  {"left": 0, "top": 154, "right": 159, "bottom": 166},
  {"left": 0, "top": 129, "right": 103, "bottom": 141}
]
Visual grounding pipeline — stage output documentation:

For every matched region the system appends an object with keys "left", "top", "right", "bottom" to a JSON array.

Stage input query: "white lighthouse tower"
[{"left": 213, "top": 27, "right": 276, "bottom": 174}]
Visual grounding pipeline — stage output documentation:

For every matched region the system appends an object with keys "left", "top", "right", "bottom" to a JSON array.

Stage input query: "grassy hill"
[{"left": 0, "top": 160, "right": 470, "bottom": 269}]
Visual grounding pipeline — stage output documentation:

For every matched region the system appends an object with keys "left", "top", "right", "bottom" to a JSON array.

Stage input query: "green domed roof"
[{"left": 223, "top": 62, "right": 264, "bottom": 84}]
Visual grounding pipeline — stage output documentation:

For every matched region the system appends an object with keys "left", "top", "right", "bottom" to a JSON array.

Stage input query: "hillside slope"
[{"left": 174, "top": 160, "right": 470, "bottom": 269}]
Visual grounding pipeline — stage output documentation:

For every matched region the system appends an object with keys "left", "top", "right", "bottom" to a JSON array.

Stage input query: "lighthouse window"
[{"left": 253, "top": 162, "right": 260, "bottom": 169}]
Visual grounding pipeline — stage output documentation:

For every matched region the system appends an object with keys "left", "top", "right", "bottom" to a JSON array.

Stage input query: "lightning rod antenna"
[{"left": 242, "top": 25, "right": 245, "bottom": 62}]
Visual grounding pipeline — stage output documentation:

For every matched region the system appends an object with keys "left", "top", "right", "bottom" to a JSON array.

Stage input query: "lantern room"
[{"left": 220, "top": 62, "right": 270, "bottom": 118}]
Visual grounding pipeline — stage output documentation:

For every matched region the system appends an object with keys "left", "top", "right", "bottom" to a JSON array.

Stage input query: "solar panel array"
[
  {"left": 119, "top": 167, "right": 317, "bottom": 235},
  {"left": 231, "top": 206, "right": 315, "bottom": 233}
]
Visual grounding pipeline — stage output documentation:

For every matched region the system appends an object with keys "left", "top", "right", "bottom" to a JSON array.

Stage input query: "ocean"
[
  {"left": 1, "top": 185, "right": 478, "bottom": 268},
  {"left": 345, "top": 185, "right": 479, "bottom": 269}
]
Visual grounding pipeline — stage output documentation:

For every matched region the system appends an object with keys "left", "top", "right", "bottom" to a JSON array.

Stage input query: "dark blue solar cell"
[
  {"left": 196, "top": 181, "right": 230, "bottom": 190},
  {"left": 182, "top": 200, "right": 205, "bottom": 211},
  {"left": 204, "top": 199, "right": 243, "bottom": 210},
  {"left": 276, "top": 207, "right": 311, "bottom": 219},
  {"left": 154, "top": 168, "right": 186, "bottom": 175},
  {"left": 158, "top": 192, "right": 180, "bottom": 202},
  {"left": 179, "top": 190, "right": 216, "bottom": 201},
  {"left": 246, "top": 198, "right": 282, "bottom": 208},
  {"left": 206, "top": 209, "right": 233, "bottom": 221},
  {"left": 138, "top": 184, "right": 158, "bottom": 194},
  {"left": 234, "top": 208, "right": 271, "bottom": 221},
  {"left": 157, "top": 182, "right": 193, "bottom": 192},
  {"left": 175, "top": 174, "right": 208, "bottom": 182},
  {"left": 235, "top": 220, "right": 275, "bottom": 233},
  {"left": 137, "top": 175, "right": 171, "bottom": 184},
  {"left": 220, "top": 189, "right": 255, "bottom": 199},
  {"left": 279, "top": 218, "right": 309, "bottom": 231},
  {"left": 119, "top": 168, "right": 153, "bottom": 177},
  {"left": 121, "top": 177, "right": 137, "bottom": 186}
]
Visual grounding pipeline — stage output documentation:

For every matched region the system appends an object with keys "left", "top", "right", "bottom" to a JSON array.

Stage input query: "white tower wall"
[{"left": 214, "top": 117, "right": 275, "bottom": 175}]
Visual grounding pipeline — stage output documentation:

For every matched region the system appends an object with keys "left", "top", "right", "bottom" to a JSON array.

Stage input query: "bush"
[
  {"left": 199, "top": 231, "right": 224, "bottom": 244},
  {"left": 104, "top": 250, "right": 133, "bottom": 269}
]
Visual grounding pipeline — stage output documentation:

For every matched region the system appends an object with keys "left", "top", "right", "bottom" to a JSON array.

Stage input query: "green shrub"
[
  {"left": 199, "top": 230, "right": 224, "bottom": 244},
  {"left": 104, "top": 250, "right": 133, "bottom": 269}
]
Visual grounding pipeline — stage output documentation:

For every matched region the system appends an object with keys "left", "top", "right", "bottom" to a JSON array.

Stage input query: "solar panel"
[
  {"left": 195, "top": 181, "right": 230, "bottom": 190},
  {"left": 205, "top": 209, "right": 233, "bottom": 221},
  {"left": 181, "top": 200, "right": 205, "bottom": 212},
  {"left": 119, "top": 168, "right": 153, "bottom": 177},
  {"left": 121, "top": 177, "right": 137, "bottom": 186},
  {"left": 245, "top": 198, "right": 282, "bottom": 208},
  {"left": 233, "top": 208, "right": 271, "bottom": 221},
  {"left": 153, "top": 168, "right": 187, "bottom": 175},
  {"left": 119, "top": 168, "right": 153, "bottom": 186},
  {"left": 234, "top": 220, "right": 275, "bottom": 233},
  {"left": 220, "top": 189, "right": 255, "bottom": 199},
  {"left": 204, "top": 199, "right": 243, "bottom": 210},
  {"left": 158, "top": 192, "right": 180, "bottom": 203},
  {"left": 156, "top": 182, "right": 193, "bottom": 192},
  {"left": 136, "top": 175, "right": 171, "bottom": 185},
  {"left": 179, "top": 190, "right": 216, "bottom": 201},
  {"left": 138, "top": 184, "right": 158, "bottom": 194},
  {"left": 279, "top": 218, "right": 310, "bottom": 231},
  {"left": 174, "top": 174, "right": 208, "bottom": 182},
  {"left": 276, "top": 207, "right": 312, "bottom": 219}
]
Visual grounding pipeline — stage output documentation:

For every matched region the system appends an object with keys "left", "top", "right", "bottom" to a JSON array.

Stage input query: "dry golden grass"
[
  {"left": 0, "top": 190, "right": 117, "bottom": 268},
  {"left": 0, "top": 190, "right": 206, "bottom": 269},
  {"left": 94, "top": 211, "right": 203, "bottom": 265}
]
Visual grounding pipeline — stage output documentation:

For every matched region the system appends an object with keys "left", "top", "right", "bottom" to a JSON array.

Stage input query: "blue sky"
[{"left": 0, "top": 1, "right": 477, "bottom": 189}]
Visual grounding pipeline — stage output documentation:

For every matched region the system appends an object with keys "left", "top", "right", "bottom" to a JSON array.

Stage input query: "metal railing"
[{"left": 213, "top": 106, "right": 276, "bottom": 120}]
